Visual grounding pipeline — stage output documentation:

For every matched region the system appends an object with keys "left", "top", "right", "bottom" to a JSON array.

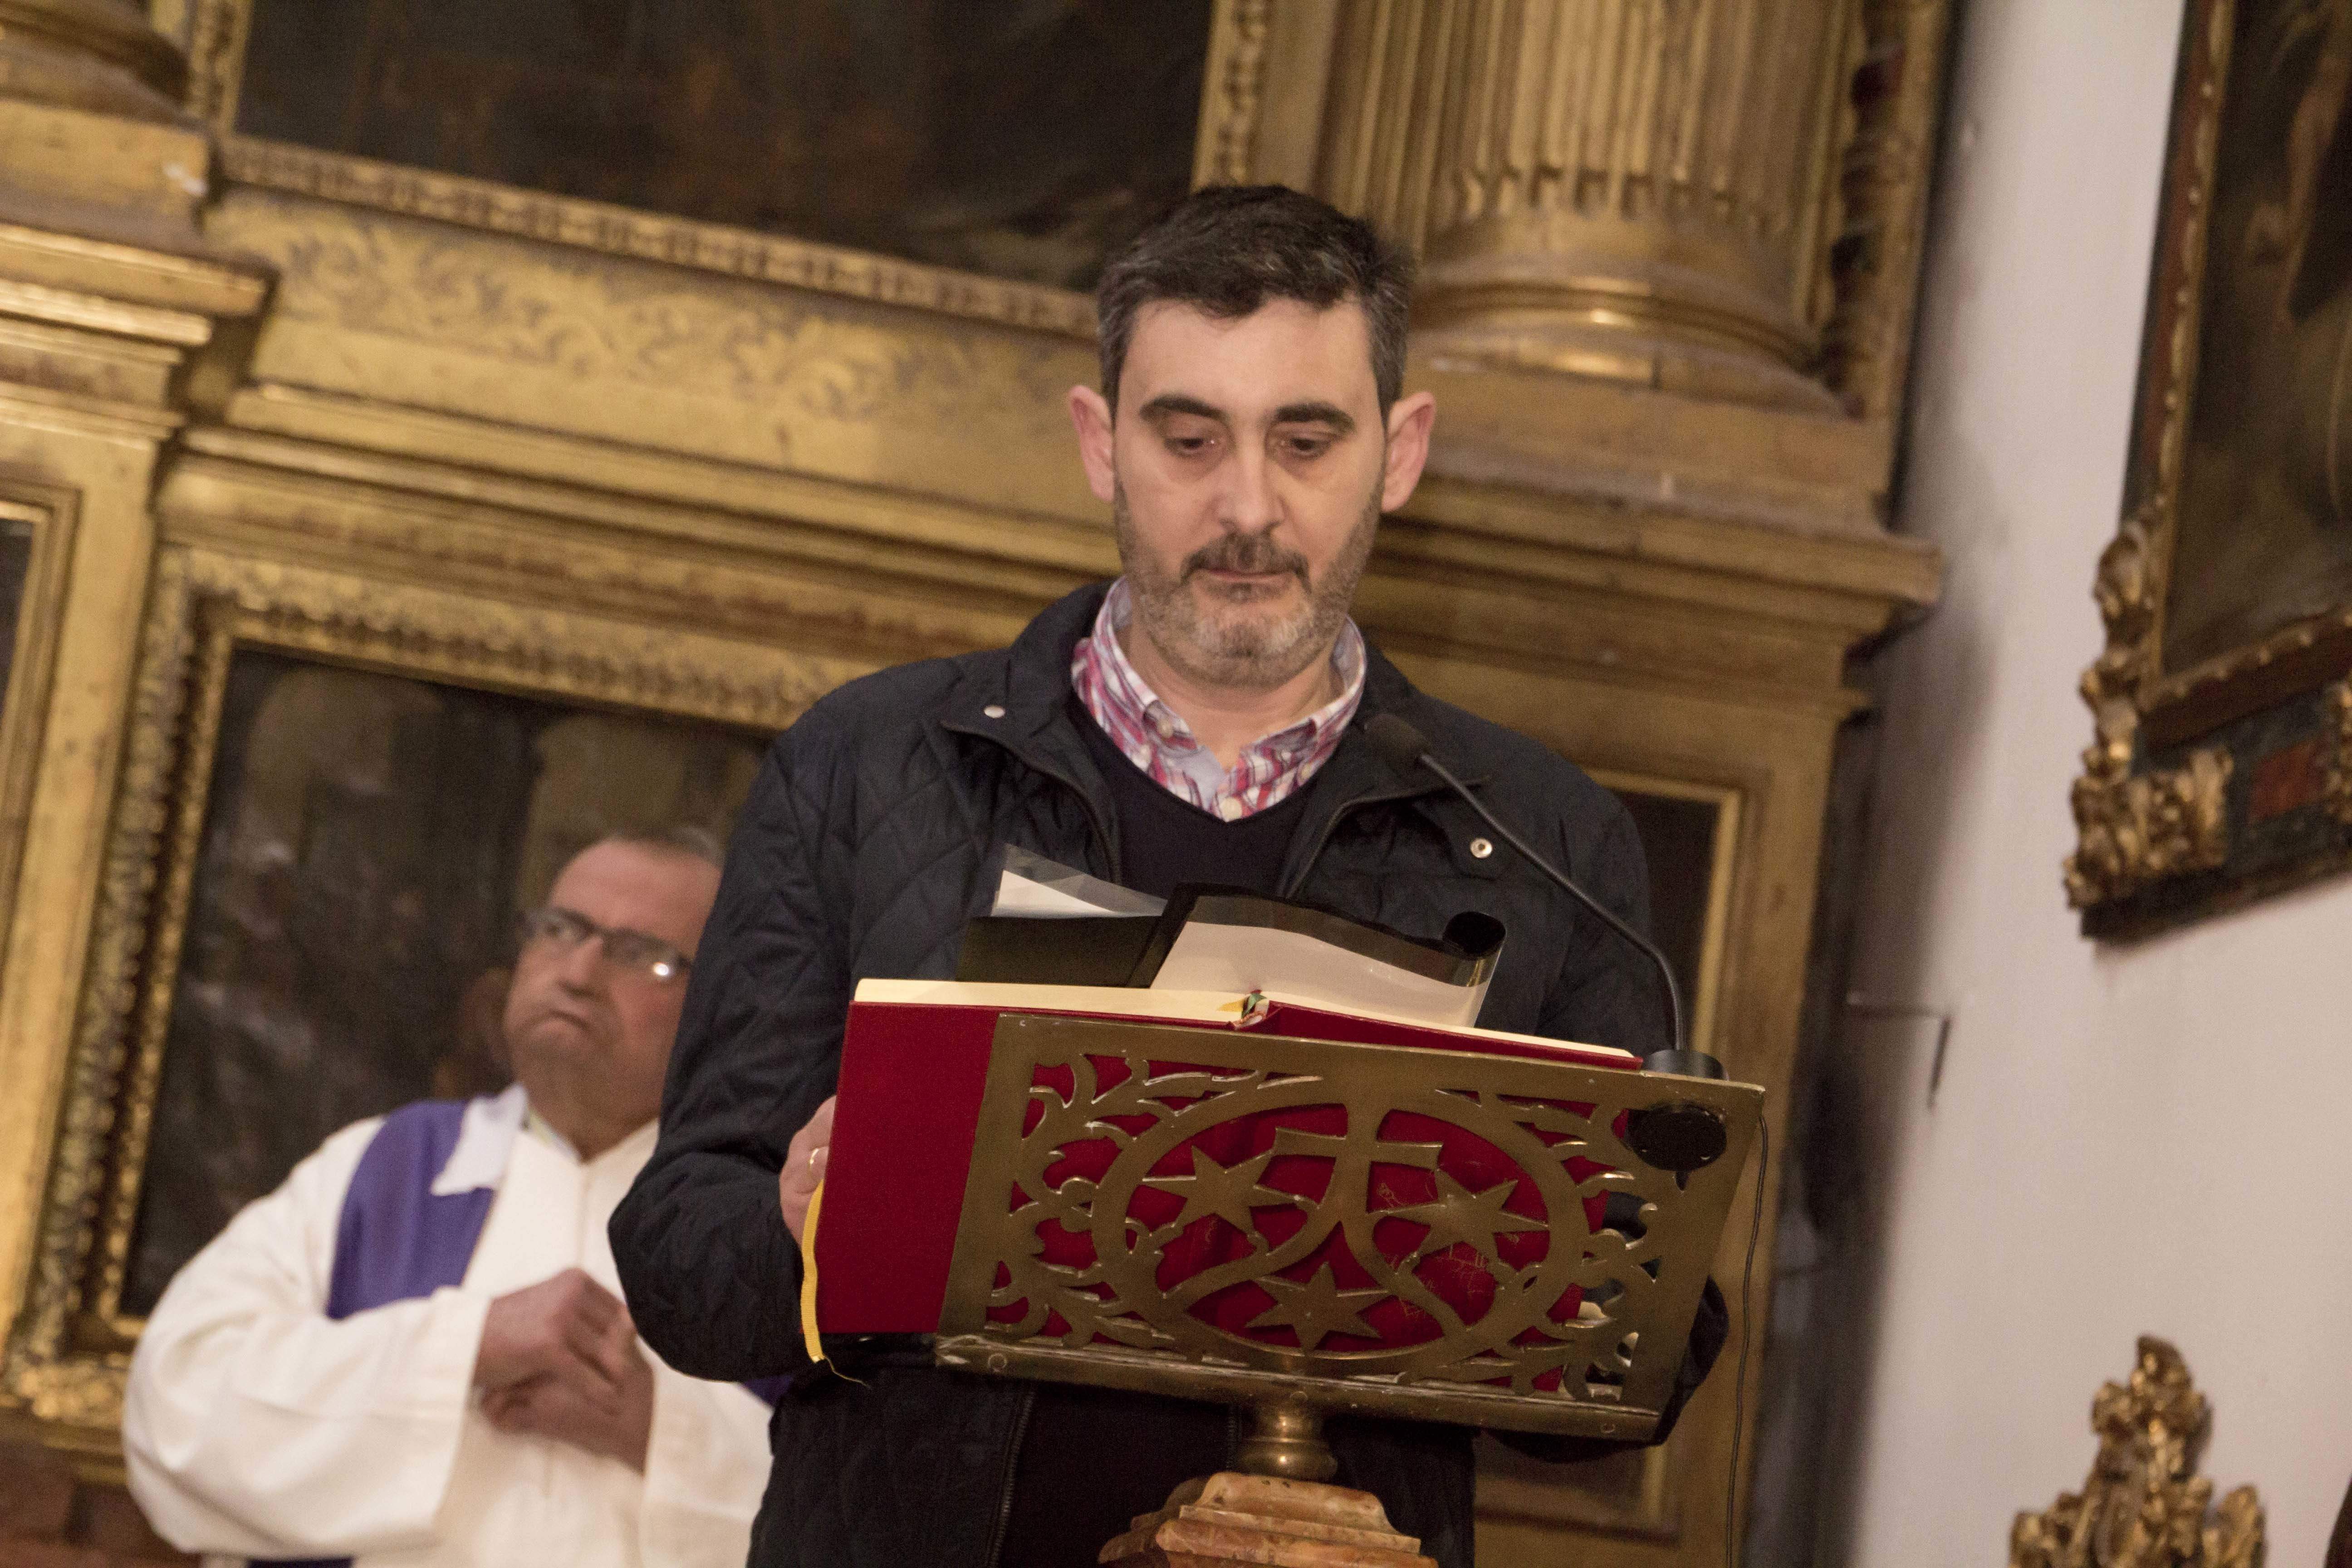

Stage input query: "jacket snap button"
[
  {"left": 1469, "top": 837, "right": 1494, "bottom": 859},
  {"left": 982, "top": 704, "right": 1006, "bottom": 719}
]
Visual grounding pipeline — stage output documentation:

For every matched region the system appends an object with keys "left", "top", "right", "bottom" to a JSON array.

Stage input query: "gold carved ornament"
[
  {"left": 2064, "top": 513, "right": 2233, "bottom": 910},
  {"left": 933, "top": 1014, "right": 1760, "bottom": 1440},
  {"left": 2011, "top": 1338, "right": 2263, "bottom": 1568}
]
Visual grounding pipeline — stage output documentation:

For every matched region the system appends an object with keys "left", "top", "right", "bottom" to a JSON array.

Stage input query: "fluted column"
[{"left": 1319, "top": 0, "right": 1862, "bottom": 411}]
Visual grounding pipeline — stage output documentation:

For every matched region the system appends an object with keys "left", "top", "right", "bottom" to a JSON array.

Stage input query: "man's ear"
[
  {"left": 1379, "top": 391, "right": 1437, "bottom": 514},
  {"left": 1068, "top": 384, "right": 1117, "bottom": 505}
]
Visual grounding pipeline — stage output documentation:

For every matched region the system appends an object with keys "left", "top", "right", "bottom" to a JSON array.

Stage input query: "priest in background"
[{"left": 123, "top": 830, "right": 771, "bottom": 1568}]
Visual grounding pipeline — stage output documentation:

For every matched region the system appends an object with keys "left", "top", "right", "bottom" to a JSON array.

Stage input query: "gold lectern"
[{"left": 926, "top": 1013, "right": 1763, "bottom": 1567}]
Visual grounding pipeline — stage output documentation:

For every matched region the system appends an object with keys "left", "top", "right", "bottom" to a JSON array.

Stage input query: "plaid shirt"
[{"left": 1070, "top": 578, "right": 1366, "bottom": 821}]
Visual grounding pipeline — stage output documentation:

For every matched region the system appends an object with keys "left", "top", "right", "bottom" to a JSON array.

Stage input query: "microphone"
[{"left": 1364, "top": 713, "right": 1729, "bottom": 1173}]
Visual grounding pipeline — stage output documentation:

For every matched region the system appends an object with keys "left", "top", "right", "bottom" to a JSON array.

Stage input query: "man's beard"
[{"left": 1113, "top": 480, "right": 1380, "bottom": 692}]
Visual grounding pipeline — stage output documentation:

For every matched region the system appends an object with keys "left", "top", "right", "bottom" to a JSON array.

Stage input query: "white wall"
[{"left": 1840, "top": 2, "right": 2352, "bottom": 1565}]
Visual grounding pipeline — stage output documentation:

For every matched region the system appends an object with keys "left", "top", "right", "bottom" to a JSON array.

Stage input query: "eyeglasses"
[{"left": 518, "top": 906, "right": 694, "bottom": 984}]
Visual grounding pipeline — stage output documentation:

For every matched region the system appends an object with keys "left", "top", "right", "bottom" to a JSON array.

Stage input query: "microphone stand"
[{"left": 1364, "top": 714, "right": 1723, "bottom": 1083}]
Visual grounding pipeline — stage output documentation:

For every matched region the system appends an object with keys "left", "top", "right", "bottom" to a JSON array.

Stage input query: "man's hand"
[
  {"left": 779, "top": 1096, "right": 836, "bottom": 1246},
  {"left": 475, "top": 1269, "right": 637, "bottom": 1393},
  {"left": 482, "top": 1343, "right": 654, "bottom": 1472},
  {"left": 474, "top": 1270, "right": 654, "bottom": 1470}
]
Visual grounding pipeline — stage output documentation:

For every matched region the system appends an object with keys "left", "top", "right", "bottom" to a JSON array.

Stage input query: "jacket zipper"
[
  {"left": 1279, "top": 781, "right": 1442, "bottom": 899},
  {"left": 982, "top": 1383, "right": 1038, "bottom": 1568}
]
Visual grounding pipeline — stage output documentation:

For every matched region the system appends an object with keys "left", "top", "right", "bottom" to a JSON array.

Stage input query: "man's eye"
[
  {"left": 1166, "top": 433, "right": 1218, "bottom": 456},
  {"left": 1281, "top": 436, "right": 1333, "bottom": 460}
]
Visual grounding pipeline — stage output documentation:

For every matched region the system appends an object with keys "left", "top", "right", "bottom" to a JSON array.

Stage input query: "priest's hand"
[
  {"left": 475, "top": 1269, "right": 654, "bottom": 1470},
  {"left": 779, "top": 1095, "right": 836, "bottom": 1245},
  {"left": 474, "top": 1269, "right": 638, "bottom": 1393},
  {"left": 481, "top": 1343, "right": 654, "bottom": 1472}
]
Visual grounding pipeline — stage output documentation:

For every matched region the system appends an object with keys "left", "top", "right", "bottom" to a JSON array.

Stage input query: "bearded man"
[
  {"left": 125, "top": 832, "right": 772, "bottom": 1568},
  {"left": 611, "top": 186, "right": 1723, "bottom": 1568}
]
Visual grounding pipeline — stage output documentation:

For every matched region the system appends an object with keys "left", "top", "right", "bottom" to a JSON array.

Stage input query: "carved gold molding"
[
  {"left": 2065, "top": 750, "right": 2233, "bottom": 910},
  {"left": 1820, "top": 0, "right": 1960, "bottom": 425},
  {"left": 2064, "top": 512, "right": 2233, "bottom": 909},
  {"left": 2, "top": 540, "right": 861, "bottom": 1431},
  {"left": 2011, "top": 1338, "right": 2263, "bottom": 1568},
  {"left": 215, "top": 138, "right": 1098, "bottom": 339},
  {"left": 1194, "top": 0, "right": 1275, "bottom": 187},
  {"left": 177, "top": 0, "right": 246, "bottom": 129}
]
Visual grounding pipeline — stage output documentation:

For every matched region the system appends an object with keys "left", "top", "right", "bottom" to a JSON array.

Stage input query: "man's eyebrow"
[
  {"left": 1137, "top": 393, "right": 1227, "bottom": 424},
  {"left": 1271, "top": 400, "right": 1356, "bottom": 433},
  {"left": 1133, "top": 394, "right": 1358, "bottom": 435}
]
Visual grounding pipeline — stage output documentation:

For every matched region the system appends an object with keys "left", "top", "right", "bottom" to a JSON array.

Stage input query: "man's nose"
[
  {"left": 1214, "top": 437, "right": 1283, "bottom": 536},
  {"left": 553, "top": 930, "right": 608, "bottom": 990}
]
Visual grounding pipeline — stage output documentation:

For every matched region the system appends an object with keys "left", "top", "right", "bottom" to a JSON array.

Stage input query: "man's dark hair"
[{"left": 1095, "top": 185, "right": 1415, "bottom": 417}]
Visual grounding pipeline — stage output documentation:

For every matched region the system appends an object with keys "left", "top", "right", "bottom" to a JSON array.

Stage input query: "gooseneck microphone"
[
  {"left": 1364, "top": 713, "right": 1729, "bottom": 1168},
  {"left": 1366, "top": 712, "right": 1759, "bottom": 1568}
]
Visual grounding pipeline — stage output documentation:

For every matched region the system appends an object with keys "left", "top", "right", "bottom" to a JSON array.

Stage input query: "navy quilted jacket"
[{"left": 611, "top": 583, "right": 1722, "bottom": 1568}]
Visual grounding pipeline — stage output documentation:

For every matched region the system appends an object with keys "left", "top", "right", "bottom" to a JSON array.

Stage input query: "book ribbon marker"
[{"left": 798, "top": 1179, "right": 829, "bottom": 1370}]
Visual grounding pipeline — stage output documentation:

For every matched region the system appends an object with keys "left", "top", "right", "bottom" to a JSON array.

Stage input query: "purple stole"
[{"left": 259, "top": 1099, "right": 778, "bottom": 1568}]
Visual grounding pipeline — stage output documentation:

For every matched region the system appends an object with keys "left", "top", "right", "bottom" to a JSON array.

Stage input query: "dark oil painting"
[
  {"left": 0, "top": 514, "right": 29, "bottom": 704},
  {"left": 2163, "top": 0, "right": 2352, "bottom": 675},
  {"left": 232, "top": 0, "right": 1212, "bottom": 292},
  {"left": 122, "top": 651, "right": 770, "bottom": 1316}
]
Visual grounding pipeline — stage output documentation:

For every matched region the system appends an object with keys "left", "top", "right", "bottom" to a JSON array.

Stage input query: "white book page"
[{"left": 1149, "top": 921, "right": 1491, "bottom": 1028}]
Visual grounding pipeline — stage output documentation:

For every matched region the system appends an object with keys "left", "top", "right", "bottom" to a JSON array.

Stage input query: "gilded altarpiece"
[{"left": 0, "top": 5, "right": 1952, "bottom": 1568}]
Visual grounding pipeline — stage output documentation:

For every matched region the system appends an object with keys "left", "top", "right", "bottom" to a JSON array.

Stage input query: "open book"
[{"left": 961, "top": 850, "right": 1510, "bottom": 1029}]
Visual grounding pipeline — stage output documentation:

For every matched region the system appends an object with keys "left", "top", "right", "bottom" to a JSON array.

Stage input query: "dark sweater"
[{"left": 997, "top": 704, "right": 1322, "bottom": 1564}]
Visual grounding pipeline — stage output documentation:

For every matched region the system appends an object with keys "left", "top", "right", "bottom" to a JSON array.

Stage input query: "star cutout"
[
  {"left": 1246, "top": 1264, "right": 1388, "bottom": 1352},
  {"left": 1141, "top": 1145, "right": 1294, "bottom": 1234},
  {"left": 1393, "top": 1171, "right": 1543, "bottom": 1264}
]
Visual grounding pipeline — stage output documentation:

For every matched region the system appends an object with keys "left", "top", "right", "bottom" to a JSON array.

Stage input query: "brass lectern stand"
[{"left": 929, "top": 1013, "right": 1763, "bottom": 1567}]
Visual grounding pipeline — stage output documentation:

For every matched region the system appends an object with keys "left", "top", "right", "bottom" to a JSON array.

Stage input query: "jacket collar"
[{"left": 936, "top": 583, "right": 1121, "bottom": 865}]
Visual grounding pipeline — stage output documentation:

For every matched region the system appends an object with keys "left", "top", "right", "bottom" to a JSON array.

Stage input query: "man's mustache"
[{"left": 1181, "top": 534, "right": 1310, "bottom": 583}]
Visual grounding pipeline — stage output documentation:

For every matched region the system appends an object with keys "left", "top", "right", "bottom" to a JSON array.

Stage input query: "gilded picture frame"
[
  {"left": 0, "top": 539, "right": 851, "bottom": 1448},
  {"left": 2068, "top": 0, "right": 2352, "bottom": 938}
]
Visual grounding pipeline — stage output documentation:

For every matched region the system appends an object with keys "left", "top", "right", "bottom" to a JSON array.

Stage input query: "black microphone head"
[{"left": 1364, "top": 713, "right": 1433, "bottom": 777}]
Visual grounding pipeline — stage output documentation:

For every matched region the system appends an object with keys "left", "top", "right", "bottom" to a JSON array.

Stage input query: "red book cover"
[{"left": 812, "top": 980, "right": 1634, "bottom": 1336}]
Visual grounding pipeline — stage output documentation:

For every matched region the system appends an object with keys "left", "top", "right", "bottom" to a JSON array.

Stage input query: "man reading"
[
  {"left": 125, "top": 832, "right": 773, "bottom": 1568},
  {"left": 612, "top": 187, "right": 1723, "bottom": 1568}
]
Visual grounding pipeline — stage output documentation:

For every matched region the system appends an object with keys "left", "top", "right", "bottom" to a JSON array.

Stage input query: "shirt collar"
[
  {"left": 1083, "top": 577, "right": 1366, "bottom": 756},
  {"left": 431, "top": 1082, "right": 660, "bottom": 1193}
]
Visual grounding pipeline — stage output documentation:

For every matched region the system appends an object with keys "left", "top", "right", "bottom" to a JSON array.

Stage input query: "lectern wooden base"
[{"left": 1099, "top": 1473, "right": 1436, "bottom": 1568}]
